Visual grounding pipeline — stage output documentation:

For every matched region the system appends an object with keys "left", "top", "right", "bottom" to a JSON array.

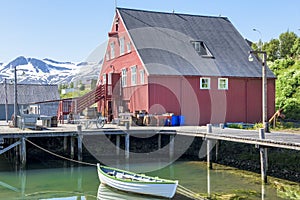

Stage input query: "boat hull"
[{"left": 97, "top": 164, "right": 178, "bottom": 198}]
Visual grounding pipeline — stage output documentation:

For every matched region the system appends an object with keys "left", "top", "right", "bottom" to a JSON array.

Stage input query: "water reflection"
[
  {"left": 97, "top": 184, "right": 164, "bottom": 200},
  {"left": 0, "top": 161, "right": 296, "bottom": 200}
]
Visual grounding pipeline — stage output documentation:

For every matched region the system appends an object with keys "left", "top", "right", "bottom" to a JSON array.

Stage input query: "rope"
[
  {"left": 25, "top": 190, "right": 97, "bottom": 198},
  {"left": 25, "top": 139, "right": 97, "bottom": 167},
  {"left": 177, "top": 184, "right": 206, "bottom": 200}
]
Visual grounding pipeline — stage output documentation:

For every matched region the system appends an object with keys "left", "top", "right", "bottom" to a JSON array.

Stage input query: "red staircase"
[
  {"left": 71, "top": 84, "right": 108, "bottom": 113},
  {"left": 57, "top": 84, "right": 108, "bottom": 123}
]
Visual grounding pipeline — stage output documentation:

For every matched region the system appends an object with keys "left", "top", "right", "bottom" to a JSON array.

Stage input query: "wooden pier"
[{"left": 1, "top": 122, "right": 300, "bottom": 184}]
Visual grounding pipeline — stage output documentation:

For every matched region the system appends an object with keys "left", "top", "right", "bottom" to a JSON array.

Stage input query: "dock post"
[
  {"left": 70, "top": 136, "right": 75, "bottom": 160},
  {"left": 77, "top": 125, "right": 83, "bottom": 162},
  {"left": 63, "top": 136, "right": 68, "bottom": 152},
  {"left": 215, "top": 140, "right": 219, "bottom": 162},
  {"left": 20, "top": 137, "right": 26, "bottom": 168},
  {"left": 207, "top": 124, "right": 213, "bottom": 169},
  {"left": 125, "top": 134, "right": 130, "bottom": 159},
  {"left": 259, "top": 128, "right": 268, "bottom": 184},
  {"left": 169, "top": 134, "right": 175, "bottom": 159},
  {"left": 207, "top": 163, "right": 211, "bottom": 199},
  {"left": 158, "top": 133, "right": 161, "bottom": 150},
  {"left": 125, "top": 122, "right": 130, "bottom": 130},
  {"left": 116, "top": 135, "right": 120, "bottom": 156}
]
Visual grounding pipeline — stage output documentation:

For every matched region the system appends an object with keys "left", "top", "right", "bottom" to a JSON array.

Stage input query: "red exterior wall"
[
  {"left": 98, "top": 11, "right": 148, "bottom": 118},
  {"left": 147, "top": 76, "right": 275, "bottom": 125}
]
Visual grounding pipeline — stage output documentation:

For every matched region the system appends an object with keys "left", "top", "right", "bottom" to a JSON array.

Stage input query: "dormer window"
[{"left": 191, "top": 41, "right": 213, "bottom": 58}]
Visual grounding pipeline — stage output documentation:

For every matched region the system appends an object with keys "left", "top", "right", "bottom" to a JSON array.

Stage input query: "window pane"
[
  {"left": 218, "top": 78, "right": 228, "bottom": 90},
  {"left": 131, "top": 66, "right": 137, "bottom": 85},
  {"left": 110, "top": 42, "right": 115, "bottom": 59},
  {"left": 122, "top": 69, "right": 127, "bottom": 87},
  {"left": 120, "top": 38, "right": 125, "bottom": 55},
  {"left": 200, "top": 78, "right": 210, "bottom": 89},
  {"left": 127, "top": 42, "right": 131, "bottom": 53},
  {"left": 140, "top": 69, "right": 144, "bottom": 84}
]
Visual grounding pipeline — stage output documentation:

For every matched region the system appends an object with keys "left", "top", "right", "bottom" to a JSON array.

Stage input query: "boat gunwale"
[{"left": 97, "top": 164, "right": 178, "bottom": 185}]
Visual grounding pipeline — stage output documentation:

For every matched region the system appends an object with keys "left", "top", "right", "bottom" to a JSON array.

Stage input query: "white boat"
[{"left": 97, "top": 164, "right": 178, "bottom": 199}]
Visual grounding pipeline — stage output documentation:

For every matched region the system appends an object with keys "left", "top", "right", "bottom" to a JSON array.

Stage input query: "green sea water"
[{"left": 0, "top": 160, "right": 297, "bottom": 200}]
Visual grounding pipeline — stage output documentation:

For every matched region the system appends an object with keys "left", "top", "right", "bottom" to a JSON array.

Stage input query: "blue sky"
[{"left": 0, "top": 0, "right": 299, "bottom": 63}]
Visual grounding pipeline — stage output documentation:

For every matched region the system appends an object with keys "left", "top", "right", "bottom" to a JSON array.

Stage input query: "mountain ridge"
[{"left": 0, "top": 56, "right": 102, "bottom": 85}]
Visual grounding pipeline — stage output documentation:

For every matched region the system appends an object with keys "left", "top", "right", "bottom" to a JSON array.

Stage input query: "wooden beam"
[{"left": 0, "top": 140, "right": 21, "bottom": 155}]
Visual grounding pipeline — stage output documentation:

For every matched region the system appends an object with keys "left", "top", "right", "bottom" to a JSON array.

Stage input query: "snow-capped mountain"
[{"left": 0, "top": 56, "right": 102, "bottom": 85}]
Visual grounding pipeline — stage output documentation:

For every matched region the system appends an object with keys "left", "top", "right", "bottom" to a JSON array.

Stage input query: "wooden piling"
[
  {"left": 215, "top": 140, "right": 219, "bottom": 162},
  {"left": 77, "top": 125, "right": 82, "bottom": 162},
  {"left": 259, "top": 128, "right": 268, "bottom": 183},
  {"left": 169, "top": 134, "right": 175, "bottom": 159},
  {"left": 15, "top": 139, "right": 19, "bottom": 167},
  {"left": 63, "top": 136, "right": 68, "bottom": 152},
  {"left": 70, "top": 136, "right": 75, "bottom": 160},
  {"left": 116, "top": 135, "right": 120, "bottom": 156},
  {"left": 20, "top": 137, "right": 26, "bottom": 168},
  {"left": 207, "top": 124, "right": 213, "bottom": 169},
  {"left": 125, "top": 134, "right": 130, "bottom": 159},
  {"left": 158, "top": 134, "right": 161, "bottom": 150},
  {"left": 207, "top": 164, "right": 211, "bottom": 199}
]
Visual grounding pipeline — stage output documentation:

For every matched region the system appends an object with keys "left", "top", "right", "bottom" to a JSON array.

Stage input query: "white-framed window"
[
  {"left": 106, "top": 51, "right": 110, "bottom": 61},
  {"left": 140, "top": 69, "right": 145, "bottom": 84},
  {"left": 119, "top": 37, "right": 125, "bottom": 55},
  {"left": 218, "top": 78, "right": 228, "bottom": 90},
  {"left": 102, "top": 74, "right": 106, "bottom": 84},
  {"left": 110, "top": 42, "right": 115, "bottom": 59},
  {"left": 200, "top": 77, "right": 210, "bottom": 89},
  {"left": 131, "top": 66, "right": 137, "bottom": 85},
  {"left": 108, "top": 73, "right": 112, "bottom": 85},
  {"left": 121, "top": 68, "right": 127, "bottom": 87},
  {"left": 127, "top": 42, "right": 131, "bottom": 53}
]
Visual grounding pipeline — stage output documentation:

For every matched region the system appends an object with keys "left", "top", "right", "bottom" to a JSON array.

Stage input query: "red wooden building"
[{"left": 98, "top": 8, "right": 276, "bottom": 125}]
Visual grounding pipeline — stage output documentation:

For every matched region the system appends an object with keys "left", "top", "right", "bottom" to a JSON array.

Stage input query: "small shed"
[{"left": 0, "top": 83, "right": 60, "bottom": 120}]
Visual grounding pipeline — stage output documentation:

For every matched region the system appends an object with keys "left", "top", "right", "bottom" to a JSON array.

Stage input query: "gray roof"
[
  {"left": 0, "top": 84, "right": 60, "bottom": 104},
  {"left": 118, "top": 8, "right": 275, "bottom": 78}
]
